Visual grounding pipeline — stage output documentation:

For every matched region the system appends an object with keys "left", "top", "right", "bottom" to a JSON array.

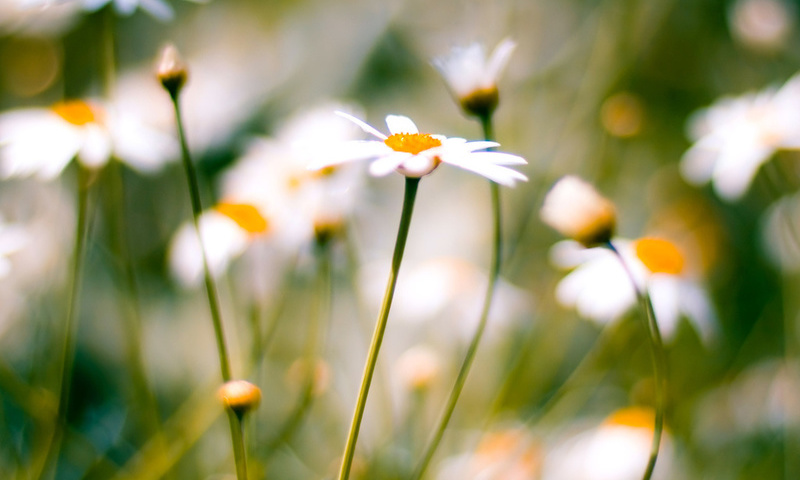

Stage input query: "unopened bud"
[
  {"left": 156, "top": 44, "right": 188, "bottom": 98},
  {"left": 218, "top": 380, "right": 261, "bottom": 417}
]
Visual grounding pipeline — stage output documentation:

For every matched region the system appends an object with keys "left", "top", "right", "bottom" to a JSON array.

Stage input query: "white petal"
[
  {"left": 486, "top": 38, "right": 517, "bottom": 83},
  {"left": 308, "top": 140, "right": 388, "bottom": 170},
  {"left": 335, "top": 111, "right": 387, "bottom": 140},
  {"left": 443, "top": 155, "right": 527, "bottom": 186},
  {"left": 77, "top": 123, "right": 112, "bottom": 169},
  {"left": 467, "top": 151, "right": 527, "bottom": 165},
  {"left": 385, "top": 115, "right": 419, "bottom": 135},
  {"left": 136, "top": 0, "right": 174, "bottom": 20},
  {"left": 369, "top": 152, "right": 409, "bottom": 176}
]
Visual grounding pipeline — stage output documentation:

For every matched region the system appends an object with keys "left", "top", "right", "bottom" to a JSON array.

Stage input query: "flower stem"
[
  {"left": 169, "top": 92, "right": 247, "bottom": 479},
  {"left": 34, "top": 165, "right": 93, "bottom": 480},
  {"left": 607, "top": 241, "right": 667, "bottom": 480},
  {"left": 169, "top": 93, "right": 232, "bottom": 383},
  {"left": 338, "top": 177, "right": 420, "bottom": 480},
  {"left": 410, "top": 114, "right": 502, "bottom": 480}
]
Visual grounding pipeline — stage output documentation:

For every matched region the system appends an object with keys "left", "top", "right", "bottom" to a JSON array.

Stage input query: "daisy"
[
  {"left": 550, "top": 238, "right": 717, "bottom": 344},
  {"left": 680, "top": 73, "right": 800, "bottom": 201},
  {"left": 311, "top": 112, "right": 527, "bottom": 186},
  {"left": 542, "top": 407, "right": 674, "bottom": 480},
  {"left": 0, "top": 99, "right": 176, "bottom": 180},
  {"left": 21, "top": 0, "right": 180, "bottom": 21},
  {"left": 433, "top": 38, "right": 517, "bottom": 117}
]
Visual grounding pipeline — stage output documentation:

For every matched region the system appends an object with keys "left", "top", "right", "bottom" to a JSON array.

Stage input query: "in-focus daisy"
[
  {"left": 550, "top": 237, "right": 717, "bottom": 344},
  {"left": 311, "top": 112, "right": 527, "bottom": 186},
  {"left": 680, "top": 73, "right": 800, "bottom": 201},
  {"left": 433, "top": 38, "right": 517, "bottom": 118},
  {"left": 0, "top": 99, "right": 176, "bottom": 180}
]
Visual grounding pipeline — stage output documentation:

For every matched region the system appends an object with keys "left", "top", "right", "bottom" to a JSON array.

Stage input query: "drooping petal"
[
  {"left": 443, "top": 155, "right": 527, "bottom": 186},
  {"left": 369, "top": 151, "right": 410, "bottom": 176},
  {"left": 335, "top": 111, "right": 388, "bottom": 140}
]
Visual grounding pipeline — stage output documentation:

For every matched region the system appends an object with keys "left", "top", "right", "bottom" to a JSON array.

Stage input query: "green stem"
[
  {"left": 169, "top": 92, "right": 246, "bottom": 479},
  {"left": 338, "top": 177, "right": 420, "bottom": 480},
  {"left": 35, "top": 165, "right": 92, "bottom": 480},
  {"left": 169, "top": 94, "right": 232, "bottom": 383},
  {"left": 410, "top": 114, "right": 501, "bottom": 480},
  {"left": 606, "top": 241, "right": 667, "bottom": 480}
]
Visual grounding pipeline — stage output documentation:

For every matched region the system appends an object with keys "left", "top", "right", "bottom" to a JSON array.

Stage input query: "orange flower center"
[
  {"left": 384, "top": 133, "right": 441, "bottom": 155},
  {"left": 635, "top": 237, "right": 685, "bottom": 275},
  {"left": 216, "top": 203, "right": 269, "bottom": 234},
  {"left": 51, "top": 100, "right": 97, "bottom": 126},
  {"left": 604, "top": 406, "right": 655, "bottom": 430}
]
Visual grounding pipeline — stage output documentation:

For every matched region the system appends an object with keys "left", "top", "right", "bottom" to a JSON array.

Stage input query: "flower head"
[
  {"left": 540, "top": 176, "right": 616, "bottom": 247},
  {"left": 681, "top": 73, "right": 800, "bottom": 200},
  {"left": 311, "top": 112, "right": 527, "bottom": 186},
  {"left": 218, "top": 380, "right": 262, "bottom": 417},
  {"left": 0, "top": 98, "right": 176, "bottom": 179},
  {"left": 156, "top": 44, "right": 188, "bottom": 98},
  {"left": 433, "top": 39, "right": 516, "bottom": 117},
  {"left": 549, "top": 238, "right": 717, "bottom": 344}
]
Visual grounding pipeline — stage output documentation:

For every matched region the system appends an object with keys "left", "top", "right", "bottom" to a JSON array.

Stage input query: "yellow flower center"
[
  {"left": 216, "top": 203, "right": 269, "bottom": 234},
  {"left": 51, "top": 100, "right": 97, "bottom": 126},
  {"left": 384, "top": 133, "right": 442, "bottom": 155},
  {"left": 604, "top": 406, "right": 655, "bottom": 430},
  {"left": 635, "top": 237, "right": 685, "bottom": 275}
]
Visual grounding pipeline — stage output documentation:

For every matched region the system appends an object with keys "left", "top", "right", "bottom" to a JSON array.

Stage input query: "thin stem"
[
  {"left": 338, "top": 177, "right": 420, "bottom": 480},
  {"left": 34, "top": 165, "right": 92, "bottom": 480},
  {"left": 169, "top": 93, "right": 232, "bottom": 383},
  {"left": 606, "top": 241, "right": 667, "bottom": 480},
  {"left": 169, "top": 92, "right": 246, "bottom": 479},
  {"left": 410, "top": 114, "right": 501, "bottom": 480}
]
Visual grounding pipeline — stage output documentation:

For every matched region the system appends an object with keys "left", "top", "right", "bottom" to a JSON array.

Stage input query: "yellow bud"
[{"left": 218, "top": 380, "right": 261, "bottom": 416}]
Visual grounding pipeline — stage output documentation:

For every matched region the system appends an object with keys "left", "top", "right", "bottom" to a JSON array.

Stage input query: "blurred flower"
[
  {"left": 540, "top": 176, "right": 616, "bottom": 247},
  {"left": 0, "top": 0, "right": 80, "bottom": 36},
  {"left": 761, "top": 191, "right": 800, "bottom": 271},
  {"left": 286, "top": 358, "right": 331, "bottom": 397},
  {"left": 550, "top": 238, "right": 717, "bottom": 343},
  {"left": 169, "top": 103, "right": 364, "bottom": 287},
  {"left": 433, "top": 38, "right": 516, "bottom": 118},
  {"left": 0, "top": 99, "right": 176, "bottom": 179},
  {"left": 437, "top": 427, "right": 542, "bottom": 480},
  {"left": 311, "top": 112, "right": 527, "bottom": 186},
  {"left": 729, "top": 0, "right": 794, "bottom": 53},
  {"left": 0, "top": 216, "right": 28, "bottom": 279},
  {"left": 542, "top": 407, "right": 672, "bottom": 480},
  {"left": 394, "top": 344, "right": 442, "bottom": 391},
  {"left": 600, "top": 92, "right": 645, "bottom": 138},
  {"left": 218, "top": 379, "right": 262, "bottom": 416},
  {"left": 681, "top": 73, "right": 800, "bottom": 200},
  {"left": 22, "top": 0, "right": 183, "bottom": 21}
]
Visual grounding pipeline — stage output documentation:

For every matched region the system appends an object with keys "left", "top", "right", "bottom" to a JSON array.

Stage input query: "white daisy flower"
[
  {"left": 542, "top": 407, "right": 673, "bottom": 480},
  {"left": 550, "top": 238, "right": 717, "bottom": 344},
  {"left": 680, "top": 73, "right": 800, "bottom": 201},
  {"left": 433, "top": 38, "right": 517, "bottom": 116},
  {"left": 21, "top": 0, "right": 180, "bottom": 21},
  {"left": 0, "top": 99, "right": 176, "bottom": 180},
  {"left": 311, "top": 112, "right": 527, "bottom": 186}
]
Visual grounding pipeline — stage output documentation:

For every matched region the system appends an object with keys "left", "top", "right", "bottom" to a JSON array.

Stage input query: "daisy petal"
[
  {"left": 369, "top": 152, "right": 409, "bottom": 176},
  {"left": 444, "top": 155, "right": 527, "bottom": 186},
  {"left": 335, "top": 111, "right": 388, "bottom": 140},
  {"left": 385, "top": 115, "right": 419, "bottom": 135},
  {"left": 468, "top": 151, "right": 527, "bottom": 165}
]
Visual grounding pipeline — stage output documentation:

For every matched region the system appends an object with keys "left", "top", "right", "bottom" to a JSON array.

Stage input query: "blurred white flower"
[
  {"left": 168, "top": 103, "right": 364, "bottom": 287},
  {"left": 550, "top": 238, "right": 717, "bottom": 344},
  {"left": 0, "top": 99, "right": 177, "bottom": 180},
  {"left": 729, "top": 0, "right": 794, "bottom": 52},
  {"left": 394, "top": 344, "right": 442, "bottom": 392},
  {"left": 311, "top": 112, "right": 527, "bottom": 186},
  {"left": 681, "top": 74, "right": 800, "bottom": 200},
  {"left": 761, "top": 191, "right": 800, "bottom": 271},
  {"left": 21, "top": 0, "right": 190, "bottom": 21},
  {"left": 437, "top": 428, "right": 541, "bottom": 480},
  {"left": 540, "top": 176, "right": 616, "bottom": 247},
  {"left": 542, "top": 407, "right": 672, "bottom": 480},
  {"left": 433, "top": 38, "right": 516, "bottom": 116},
  {"left": 0, "top": 0, "right": 81, "bottom": 35}
]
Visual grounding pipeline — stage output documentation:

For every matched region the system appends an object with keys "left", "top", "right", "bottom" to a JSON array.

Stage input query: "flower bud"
[
  {"left": 156, "top": 44, "right": 188, "bottom": 98},
  {"left": 540, "top": 176, "right": 616, "bottom": 247},
  {"left": 218, "top": 380, "right": 261, "bottom": 417}
]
